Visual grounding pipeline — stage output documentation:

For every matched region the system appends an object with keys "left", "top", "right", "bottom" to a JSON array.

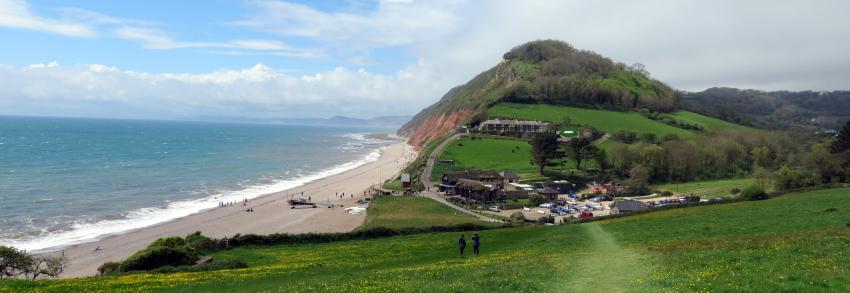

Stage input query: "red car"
[{"left": 578, "top": 211, "right": 594, "bottom": 219}]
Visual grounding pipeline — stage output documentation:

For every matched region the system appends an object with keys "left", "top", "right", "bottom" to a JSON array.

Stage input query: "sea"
[{"left": 0, "top": 116, "right": 399, "bottom": 252}]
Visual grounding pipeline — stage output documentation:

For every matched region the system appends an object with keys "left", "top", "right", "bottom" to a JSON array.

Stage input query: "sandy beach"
[{"left": 50, "top": 142, "right": 415, "bottom": 278}]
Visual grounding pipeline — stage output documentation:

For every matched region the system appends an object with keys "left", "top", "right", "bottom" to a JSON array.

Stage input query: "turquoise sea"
[{"left": 0, "top": 116, "right": 397, "bottom": 251}]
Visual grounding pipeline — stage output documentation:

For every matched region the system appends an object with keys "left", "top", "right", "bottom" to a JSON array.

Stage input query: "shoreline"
[{"left": 50, "top": 141, "right": 415, "bottom": 278}]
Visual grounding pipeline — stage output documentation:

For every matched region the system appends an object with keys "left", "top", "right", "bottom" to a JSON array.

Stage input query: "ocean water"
[{"left": 0, "top": 116, "right": 397, "bottom": 251}]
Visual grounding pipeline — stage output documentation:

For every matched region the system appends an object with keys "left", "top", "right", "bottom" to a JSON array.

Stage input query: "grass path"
[{"left": 558, "top": 223, "right": 647, "bottom": 292}]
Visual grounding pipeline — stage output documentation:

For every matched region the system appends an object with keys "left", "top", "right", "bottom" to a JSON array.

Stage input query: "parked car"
[
  {"left": 488, "top": 206, "right": 501, "bottom": 212},
  {"left": 538, "top": 203, "right": 552, "bottom": 208},
  {"left": 709, "top": 196, "right": 726, "bottom": 202},
  {"left": 578, "top": 211, "right": 594, "bottom": 219}
]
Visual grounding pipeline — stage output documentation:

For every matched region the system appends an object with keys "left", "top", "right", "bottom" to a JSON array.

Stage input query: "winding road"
[{"left": 418, "top": 133, "right": 501, "bottom": 223}]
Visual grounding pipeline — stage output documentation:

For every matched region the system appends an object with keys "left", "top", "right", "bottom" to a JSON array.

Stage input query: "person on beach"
[
  {"left": 472, "top": 233, "right": 480, "bottom": 256},
  {"left": 458, "top": 234, "right": 466, "bottom": 257}
]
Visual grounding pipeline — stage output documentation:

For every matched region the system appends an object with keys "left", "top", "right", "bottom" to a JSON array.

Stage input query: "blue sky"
[{"left": 1, "top": 0, "right": 849, "bottom": 120}]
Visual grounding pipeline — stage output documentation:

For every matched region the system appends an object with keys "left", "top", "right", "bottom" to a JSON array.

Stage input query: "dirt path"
[{"left": 557, "top": 223, "right": 647, "bottom": 292}]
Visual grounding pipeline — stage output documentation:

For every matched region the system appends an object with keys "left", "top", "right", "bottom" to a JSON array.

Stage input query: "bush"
[
  {"left": 661, "top": 191, "right": 674, "bottom": 197},
  {"left": 740, "top": 185, "right": 768, "bottom": 201},
  {"left": 730, "top": 188, "right": 741, "bottom": 195},
  {"left": 0, "top": 245, "right": 32, "bottom": 279},
  {"left": 510, "top": 212, "right": 526, "bottom": 224},
  {"left": 119, "top": 246, "right": 199, "bottom": 272},
  {"left": 97, "top": 261, "right": 121, "bottom": 276},
  {"left": 529, "top": 195, "right": 547, "bottom": 206}
]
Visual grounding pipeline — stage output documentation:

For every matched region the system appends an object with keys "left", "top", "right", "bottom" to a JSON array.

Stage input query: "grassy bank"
[
  {"left": 359, "top": 196, "right": 495, "bottom": 230},
  {"left": 650, "top": 178, "right": 769, "bottom": 197},
  {"left": 488, "top": 103, "right": 696, "bottom": 138},
  {"left": 4, "top": 188, "right": 848, "bottom": 292}
]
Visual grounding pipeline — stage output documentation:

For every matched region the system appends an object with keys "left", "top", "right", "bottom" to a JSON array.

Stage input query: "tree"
[
  {"left": 530, "top": 132, "right": 562, "bottom": 175},
  {"left": 0, "top": 246, "right": 32, "bottom": 280},
  {"left": 567, "top": 137, "right": 595, "bottom": 169},
  {"left": 831, "top": 120, "right": 850, "bottom": 154},
  {"left": 625, "top": 165, "right": 651, "bottom": 195},
  {"left": 740, "top": 185, "right": 768, "bottom": 201},
  {"left": 752, "top": 167, "right": 772, "bottom": 188}
]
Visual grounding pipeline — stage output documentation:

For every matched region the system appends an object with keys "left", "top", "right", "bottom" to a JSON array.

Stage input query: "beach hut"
[{"left": 401, "top": 173, "right": 412, "bottom": 190}]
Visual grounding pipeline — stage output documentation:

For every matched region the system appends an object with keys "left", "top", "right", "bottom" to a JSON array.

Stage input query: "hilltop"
[{"left": 399, "top": 40, "right": 678, "bottom": 147}]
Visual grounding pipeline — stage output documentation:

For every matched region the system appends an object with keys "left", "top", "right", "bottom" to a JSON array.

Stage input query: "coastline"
[{"left": 53, "top": 141, "right": 415, "bottom": 278}]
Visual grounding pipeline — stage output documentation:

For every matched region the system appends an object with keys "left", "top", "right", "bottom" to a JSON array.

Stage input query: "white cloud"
[
  {"left": 112, "top": 26, "right": 323, "bottom": 57},
  {"left": 0, "top": 61, "right": 434, "bottom": 119},
  {"left": 0, "top": 0, "right": 97, "bottom": 37},
  {"left": 234, "top": 0, "right": 850, "bottom": 92}
]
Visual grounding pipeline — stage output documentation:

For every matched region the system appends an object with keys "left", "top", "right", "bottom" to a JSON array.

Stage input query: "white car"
[
  {"left": 538, "top": 203, "right": 552, "bottom": 208},
  {"left": 488, "top": 206, "right": 501, "bottom": 212}
]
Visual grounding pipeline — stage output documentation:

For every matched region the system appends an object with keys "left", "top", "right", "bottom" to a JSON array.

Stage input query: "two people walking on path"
[{"left": 458, "top": 233, "right": 480, "bottom": 257}]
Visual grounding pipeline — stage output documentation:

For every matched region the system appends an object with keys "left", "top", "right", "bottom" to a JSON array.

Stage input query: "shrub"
[
  {"left": 661, "top": 191, "right": 674, "bottom": 197},
  {"left": 97, "top": 262, "right": 121, "bottom": 276},
  {"left": 740, "top": 185, "right": 768, "bottom": 201},
  {"left": 119, "top": 246, "right": 199, "bottom": 272},
  {"left": 510, "top": 212, "right": 526, "bottom": 224},
  {"left": 730, "top": 188, "right": 741, "bottom": 196},
  {"left": 529, "top": 195, "right": 547, "bottom": 206},
  {"left": 0, "top": 245, "right": 32, "bottom": 279},
  {"left": 149, "top": 236, "right": 187, "bottom": 249}
]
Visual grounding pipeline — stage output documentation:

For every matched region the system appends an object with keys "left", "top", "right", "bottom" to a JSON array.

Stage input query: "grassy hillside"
[
  {"left": 7, "top": 188, "right": 848, "bottom": 292},
  {"left": 488, "top": 103, "right": 696, "bottom": 138},
  {"left": 430, "top": 135, "right": 605, "bottom": 181},
  {"left": 359, "top": 196, "right": 493, "bottom": 230},
  {"left": 651, "top": 178, "right": 765, "bottom": 197},
  {"left": 670, "top": 111, "right": 752, "bottom": 131},
  {"left": 400, "top": 40, "right": 679, "bottom": 146}
]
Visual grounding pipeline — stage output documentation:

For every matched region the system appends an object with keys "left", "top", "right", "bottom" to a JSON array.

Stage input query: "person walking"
[
  {"left": 458, "top": 234, "right": 467, "bottom": 257},
  {"left": 472, "top": 233, "right": 480, "bottom": 256}
]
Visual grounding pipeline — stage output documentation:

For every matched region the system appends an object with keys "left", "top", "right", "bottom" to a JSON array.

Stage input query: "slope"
[{"left": 7, "top": 187, "right": 849, "bottom": 292}]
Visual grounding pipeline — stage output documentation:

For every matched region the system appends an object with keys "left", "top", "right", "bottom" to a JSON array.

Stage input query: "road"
[{"left": 418, "top": 133, "right": 500, "bottom": 223}]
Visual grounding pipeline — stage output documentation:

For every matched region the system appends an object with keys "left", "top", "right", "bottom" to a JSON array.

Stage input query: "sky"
[{"left": 1, "top": 0, "right": 849, "bottom": 120}]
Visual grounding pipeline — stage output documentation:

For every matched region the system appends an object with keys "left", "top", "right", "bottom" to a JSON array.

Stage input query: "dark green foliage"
[
  {"left": 773, "top": 165, "right": 818, "bottom": 191},
  {"left": 608, "top": 129, "right": 799, "bottom": 182},
  {"left": 97, "top": 262, "right": 121, "bottom": 276},
  {"left": 730, "top": 188, "right": 741, "bottom": 195},
  {"left": 831, "top": 120, "right": 850, "bottom": 154},
  {"left": 625, "top": 165, "right": 651, "bottom": 195},
  {"left": 566, "top": 137, "right": 599, "bottom": 170},
  {"left": 0, "top": 246, "right": 32, "bottom": 279},
  {"left": 682, "top": 87, "right": 850, "bottom": 130},
  {"left": 530, "top": 132, "right": 562, "bottom": 175},
  {"left": 529, "top": 195, "right": 547, "bottom": 206},
  {"left": 741, "top": 185, "right": 768, "bottom": 201},
  {"left": 119, "top": 246, "right": 199, "bottom": 272}
]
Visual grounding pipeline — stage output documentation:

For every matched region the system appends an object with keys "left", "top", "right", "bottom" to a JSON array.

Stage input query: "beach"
[{"left": 52, "top": 142, "right": 415, "bottom": 278}]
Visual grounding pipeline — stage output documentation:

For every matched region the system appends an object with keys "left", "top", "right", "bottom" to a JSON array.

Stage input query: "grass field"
[
  {"left": 669, "top": 111, "right": 752, "bottom": 131},
  {"left": 488, "top": 103, "right": 696, "bottom": 138},
  {"left": 434, "top": 136, "right": 537, "bottom": 177},
  {"left": 5, "top": 188, "right": 849, "bottom": 292},
  {"left": 358, "top": 196, "right": 493, "bottom": 230},
  {"left": 651, "top": 178, "right": 771, "bottom": 197}
]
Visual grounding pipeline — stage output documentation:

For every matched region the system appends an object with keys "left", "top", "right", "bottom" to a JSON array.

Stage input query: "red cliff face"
[{"left": 407, "top": 109, "right": 472, "bottom": 148}]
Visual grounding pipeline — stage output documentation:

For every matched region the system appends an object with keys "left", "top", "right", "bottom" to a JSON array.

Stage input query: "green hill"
[
  {"left": 399, "top": 40, "right": 678, "bottom": 147},
  {"left": 8, "top": 188, "right": 848, "bottom": 292},
  {"left": 488, "top": 103, "right": 697, "bottom": 138}
]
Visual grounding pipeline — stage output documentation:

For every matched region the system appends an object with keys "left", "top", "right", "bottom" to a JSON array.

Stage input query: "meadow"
[
  {"left": 650, "top": 178, "right": 767, "bottom": 197},
  {"left": 4, "top": 187, "right": 848, "bottom": 292},
  {"left": 358, "top": 196, "right": 494, "bottom": 230},
  {"left": 487, "top": 103, "right": 696, "bottom": 138},
  {"left": 669, "top": 111, "right": 752, "bottom": 131}
]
